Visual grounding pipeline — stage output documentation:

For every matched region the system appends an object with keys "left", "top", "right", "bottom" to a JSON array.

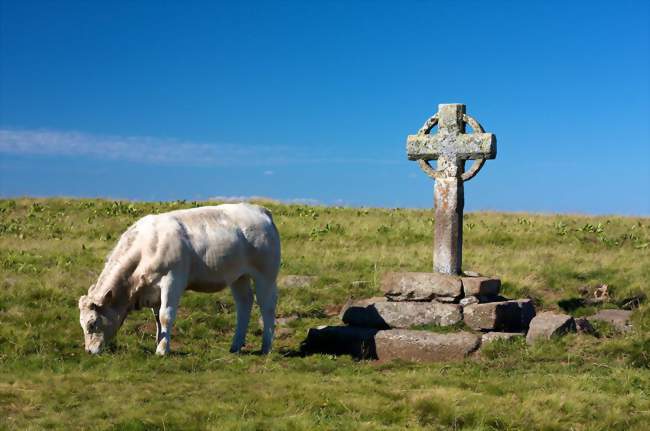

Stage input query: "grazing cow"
[{"left": 78, "top": 203, "right": 281, "bottom": 356}]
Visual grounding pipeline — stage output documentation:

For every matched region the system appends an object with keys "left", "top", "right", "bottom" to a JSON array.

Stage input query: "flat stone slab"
[
  {"left": 481, "top": 332, "right": 525, "bottom": 344},
  {"left": 300, "top": 326, "right": 379, "bottom": 359},
  {"left": 463, "top": 299, "right": 535, "bottom": 332},
  {"left": 381, "top": 272, "right": 462, "bottom": 301},
  {"left": 374, "top": 330, "right": 480, "bottom": 362},
  {"left": 279, "top": 275, "right": 318, "bottom": 288},
  {"left": 381, "top": 272, "right": 501, "bottom": 302},
  {"left": 341, "top": 299, "right": 462, "bottom": 329},
  {"left": 526, "top": 312, "right": 576, "bottom": 344},
  {"left": 461, "top": 276, "right": 501, "bottom": 297},
  {"left": 587, "top": 309, "right": 633, "bottom": 332}
]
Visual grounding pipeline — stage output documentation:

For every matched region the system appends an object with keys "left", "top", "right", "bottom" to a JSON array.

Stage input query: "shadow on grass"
[
  {"left": 277, "top": 347, "right": 306, "bottom": 358},
  {"left": 298, "top": 326, "right": 378, "bottom": 360},
  {"left": 137, "top": 345, "right": 191, "bottom": 357},
  {"left": 558, "top": 297, "right": 586, "bottom": 313}
]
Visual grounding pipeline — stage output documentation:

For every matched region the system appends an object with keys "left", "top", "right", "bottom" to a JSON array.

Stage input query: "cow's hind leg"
[
  {"left": 230, "top": 276, "right": 254, "bottom": 353},
  {"left": 155, "top": 270, "right": 186, "bottom": 356},
  {"left": 254, "top": 275, "right": 277, "bottom": 355}
]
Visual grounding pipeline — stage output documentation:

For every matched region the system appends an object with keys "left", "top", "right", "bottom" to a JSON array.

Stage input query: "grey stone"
[
  {"left": 381, "top": 272, "right": 462, "bottom": 301},
  {"left": 300, "top": 326, "right": 379, "bottom": 359},
  {"left": 461, "top": 276, "right": 501, "bottom": 296},
  {"left": 279, "top": 275, "right": 317, "bottom": 288},
  {"left": 481, "top": 332, "right": 524, "bottom": 344},
  {"left": 526, "top": 312, "right": 576, "bottom": 344},
  {"left": 406, "top": 104, "right": 497, "bottom": 274},
  {"left": 463, "top": 299, "right": 535, "bottom": 332},
  {"left": 460, "top": 296, "right": 479, "bottom": 307},
  {"left": 588, "top": 309, "right": 633, "bottom": 332},
  {"left": 374, "top": 330, "right": 480, "bottom": 362},
  {"left": 341, "top": 300, "right": 462, "bottom": 329}
]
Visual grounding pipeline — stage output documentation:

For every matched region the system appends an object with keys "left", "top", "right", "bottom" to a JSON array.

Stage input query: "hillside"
[{"left": 1, "top": 198, "right": 649, "bottom": 430}]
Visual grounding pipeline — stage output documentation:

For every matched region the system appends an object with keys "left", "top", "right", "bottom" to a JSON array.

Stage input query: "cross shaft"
[{"left": 406, "top": 104, "right": 497, "bottom": 275}]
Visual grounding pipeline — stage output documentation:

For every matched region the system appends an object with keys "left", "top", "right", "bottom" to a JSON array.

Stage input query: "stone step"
[
  {"left": 375, "top": 330, "right": 480, "bottom": 362},
  {"left": 301, "top": 326, "right": 480, "bottom": 362},
  {"left": 463, "top": 299, "right": 535, "bottom": 332},
  {"left": 381, "top": 272, "right": 500, "bottom": 302},
  {"left": 340, "top": 299, "right": 462, "bottom": 329},
  {"left": 462, "top": 276, "right": 501, "bottom": 297},
  {"left": 381, "top": 272, "right": 463, "bottom": 302}
]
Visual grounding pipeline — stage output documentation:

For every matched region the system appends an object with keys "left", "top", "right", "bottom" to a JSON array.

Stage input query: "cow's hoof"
[
  {"left": 229, "top": 339, "right": 246, "bottom": 353},
  {"left": 156, "top": 339, "right": 169, "bottom": 356}
]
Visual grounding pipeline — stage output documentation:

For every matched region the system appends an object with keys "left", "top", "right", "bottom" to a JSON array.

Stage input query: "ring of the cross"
[{"left": 416, "top": 113, "right": 487, "bottom": 181}]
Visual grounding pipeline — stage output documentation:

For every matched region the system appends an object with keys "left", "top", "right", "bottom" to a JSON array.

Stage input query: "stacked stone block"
[{"left": 302, "top": 271, "right": 537, "bottom": 361}]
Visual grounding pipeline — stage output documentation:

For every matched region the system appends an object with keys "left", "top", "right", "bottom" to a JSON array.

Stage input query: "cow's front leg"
[
  {"left": 155, "top": 271, "right": 185, "bottom": 356},
  {"left": 152, "top": 308, "right": 162, "bottom": 344}
]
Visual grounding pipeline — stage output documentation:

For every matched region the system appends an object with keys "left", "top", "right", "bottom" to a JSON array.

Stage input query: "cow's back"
[{"left": 139, "top": 204, "right": 280, "bottom": 290}]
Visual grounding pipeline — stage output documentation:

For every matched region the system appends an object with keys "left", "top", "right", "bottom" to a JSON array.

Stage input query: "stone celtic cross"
[{"left": 407, "top": 104, "right": 497, "bottom": 275}]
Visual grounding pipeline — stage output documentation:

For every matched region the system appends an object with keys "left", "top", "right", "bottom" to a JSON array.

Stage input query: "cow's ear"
[{"left": 102, "top": 289, "right": 113, "bottom": 305}]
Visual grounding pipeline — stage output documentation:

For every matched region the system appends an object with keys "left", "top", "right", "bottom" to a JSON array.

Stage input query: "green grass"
[{"left": 1, "top": 197, "right": 649, "bottom": 430}]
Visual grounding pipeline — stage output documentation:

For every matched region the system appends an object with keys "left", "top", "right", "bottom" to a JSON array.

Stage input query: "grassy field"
[{"left": 1, "top": 197, "right": 649, "bottom": 430}]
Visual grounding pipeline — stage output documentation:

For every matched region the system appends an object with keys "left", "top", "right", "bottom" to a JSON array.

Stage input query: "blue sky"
[{"left": 1, "top": 0, "right": 648, "bottom": 215}]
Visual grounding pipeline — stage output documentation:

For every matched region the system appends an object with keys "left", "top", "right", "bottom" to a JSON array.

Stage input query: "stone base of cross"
[
  {"left": 407, "top": 104, "right": 496, "bottom": 275},
  {"left": 302, "top": 106, "right": 542, "bottom": 363}
]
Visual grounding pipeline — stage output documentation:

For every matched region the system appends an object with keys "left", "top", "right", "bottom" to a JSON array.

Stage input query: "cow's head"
[{"left": 78, "top": 290, "right": 120, "bottom": 354}]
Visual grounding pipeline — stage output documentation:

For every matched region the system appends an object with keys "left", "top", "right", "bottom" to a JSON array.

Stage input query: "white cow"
[{"left": 78, "top": 203, "right": 281, "bottom": 356}]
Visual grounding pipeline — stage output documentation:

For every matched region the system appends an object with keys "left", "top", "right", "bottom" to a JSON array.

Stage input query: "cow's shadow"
[{"left": 293, "top": 304, "right": 385, "bottom": 360}]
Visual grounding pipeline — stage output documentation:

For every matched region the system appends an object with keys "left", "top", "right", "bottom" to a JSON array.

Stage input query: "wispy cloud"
[
  {"left": 0, "top": 128, "right": 288, "bottom": 166},
  {"left": 0, "top": 128, "right": 399, "bottom": 167},
  {"left": 208, "top": 195, "right": 322, "bottom": 206}
]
